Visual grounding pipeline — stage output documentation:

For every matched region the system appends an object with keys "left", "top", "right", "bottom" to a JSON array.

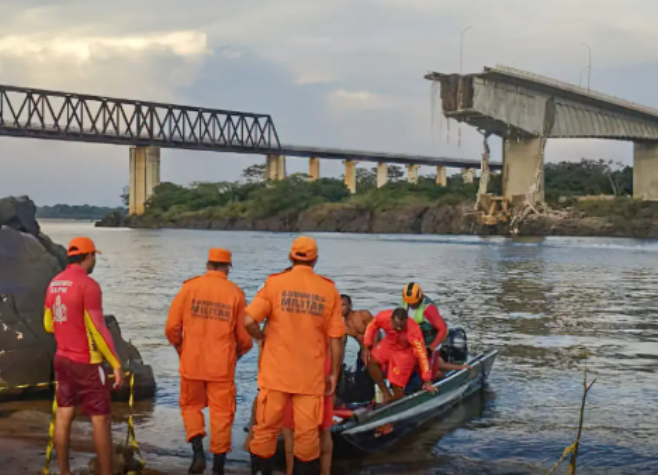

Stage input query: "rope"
[
  {"left": 545, "top": 442, "right": 576, "bottom": 475},
  {"left": 125, "top": 372, "right": 146, "bottom": 474}
]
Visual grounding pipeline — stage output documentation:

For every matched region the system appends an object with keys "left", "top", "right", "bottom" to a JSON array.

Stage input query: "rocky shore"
[{"left": 96, "top": 201, "right": 658, "bottom": 238}]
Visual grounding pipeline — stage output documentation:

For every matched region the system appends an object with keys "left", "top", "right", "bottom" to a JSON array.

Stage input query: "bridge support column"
[
  {"left": 633, "top": 142, "right": 658, "bottom": 200},
  {"left": 344, "top": 160, "right": 358, "bottom": 194},
  {"left": 436, "top": 166, "right": 447, "bottom": 186},
  {"left": 462, "top": 168, "right": 474, "bottom": 184},
  {"left": 266, "top": 155, "right": 286, "bottom": 181},
  {"left": 377, "top": 163, "right": 388, "bottom": 188},
  {"left": 129, "top": 146, "right": 160, "bottom": 216},
  {"left": 502, "top": 137, "right": 545, "bottom": 203},
  {"left": 407, "top": 164, "right": 419, "bottom": 184},
  {"left": 309, "top": 157, "right": 320, "bottom": 181}
]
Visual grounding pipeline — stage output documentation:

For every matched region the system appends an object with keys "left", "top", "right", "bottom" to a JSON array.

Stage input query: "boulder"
[{"left": 0, "top": 196, "right": 155, "bottom": 400}]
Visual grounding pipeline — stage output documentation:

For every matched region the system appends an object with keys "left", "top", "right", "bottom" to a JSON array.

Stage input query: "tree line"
[{"left": 137, "top": 158, "right": 634, "bottom": 219}]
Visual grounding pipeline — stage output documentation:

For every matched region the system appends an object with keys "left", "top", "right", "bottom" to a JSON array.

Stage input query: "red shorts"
[
  {"left": 54, "top": 355, "right": 111, "bottom": 416},
  {"left": 371, "top": 338, "right": 417, "bottom": 388},
  {"left": 282, "top": 394, "right": 333, "bottom": 432}
]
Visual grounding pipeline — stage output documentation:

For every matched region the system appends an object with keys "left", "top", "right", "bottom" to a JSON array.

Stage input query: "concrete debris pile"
[{"left": 0, "top": 196, "right": 155, "bottom": 400}]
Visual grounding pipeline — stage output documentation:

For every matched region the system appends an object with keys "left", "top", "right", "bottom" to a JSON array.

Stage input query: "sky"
[{"left": 1, "top": 0, "right": 658, "bottom": 206}]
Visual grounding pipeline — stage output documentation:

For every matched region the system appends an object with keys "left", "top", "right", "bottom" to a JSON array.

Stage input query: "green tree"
[{"left": 242, "top": 164, "right": 266, "bottom": 183}]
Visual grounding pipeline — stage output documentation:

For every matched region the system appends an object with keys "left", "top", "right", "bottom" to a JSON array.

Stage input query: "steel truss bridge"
[{"left": 0, "top": 84, "right": 498, "bottom": 169}]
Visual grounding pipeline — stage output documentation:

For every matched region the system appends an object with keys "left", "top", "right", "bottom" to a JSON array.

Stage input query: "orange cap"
[
  {"left": 67, "top": 237, "right": 101, "bottom": 257},
  {"left": 208, "top": 248, "right": 232, "bottom": 264},
  {"left": 290, "top": 236, "right": 318, "bottom": 262}
]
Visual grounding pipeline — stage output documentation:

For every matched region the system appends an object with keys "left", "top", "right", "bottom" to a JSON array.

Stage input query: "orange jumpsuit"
[
  {"left": 165, "top": 270, "right": 253, "bottom": 454},
  {"left": 247, "top": 266, "right": 346, "bottom": 462}
]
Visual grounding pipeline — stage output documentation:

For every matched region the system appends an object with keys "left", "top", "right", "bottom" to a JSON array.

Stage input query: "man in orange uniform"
[
  {"left": 281, "top": 353, "right": 334, "bottom": 475},
  {"left": 165, "top": 249, "right": 253, "bottom": 475},
  {"left": 363, "top": 308, "right": 436, "bottom": 404},
  {"left": 44, "top": 237, "right": 124, "bottom": 475},
  {"left": 244, "top": 236, "right": 346, "bottom": 475}
]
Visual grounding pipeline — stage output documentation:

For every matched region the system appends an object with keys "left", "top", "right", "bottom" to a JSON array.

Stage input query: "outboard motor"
[{"left": 439, "top": 328, "right": 468, "bottom": 364}]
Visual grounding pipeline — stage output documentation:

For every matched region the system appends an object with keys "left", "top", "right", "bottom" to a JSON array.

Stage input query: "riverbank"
[{"left": 96, "top": 199, "right": 658, "bottom": 238}]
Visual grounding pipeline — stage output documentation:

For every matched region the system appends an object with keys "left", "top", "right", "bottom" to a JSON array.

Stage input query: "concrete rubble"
[{"left": 0, "top": 195, "right": 155, "bottom": 400}]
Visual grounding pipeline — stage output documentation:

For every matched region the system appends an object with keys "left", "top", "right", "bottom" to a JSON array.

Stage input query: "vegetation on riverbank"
[
  {"left": 37, "top": 204, "right": 126, "bottom": 220},
  {"left": 97, "top": 159, "right": 658, "bottom": 237}
]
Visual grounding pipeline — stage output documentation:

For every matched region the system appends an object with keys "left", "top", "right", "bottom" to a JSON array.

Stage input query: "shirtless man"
[{"left": 341, "top": 294, "right": 375, "bottom": 363}]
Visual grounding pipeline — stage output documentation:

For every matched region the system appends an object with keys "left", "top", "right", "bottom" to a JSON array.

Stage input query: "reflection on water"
[{"left": 7, "top": 222, "right": 658, "bottom": 474}]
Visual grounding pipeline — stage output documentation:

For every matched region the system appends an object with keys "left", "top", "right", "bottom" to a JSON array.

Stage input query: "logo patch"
[{"left": 53, "top": 295, "right": 68, "bottom": 324}]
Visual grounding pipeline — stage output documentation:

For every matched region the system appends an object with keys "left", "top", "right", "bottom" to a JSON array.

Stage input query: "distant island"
[
  {"left": 37, "top": 204, "right": 126, "bottom": 221},
  {"left": 96, "top": 159, "right": 658, "bottom": 238}
]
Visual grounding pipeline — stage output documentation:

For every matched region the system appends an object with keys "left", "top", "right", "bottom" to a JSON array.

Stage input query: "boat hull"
[{"left": 332, "top": 349, "right": 498, "bottom": 455}]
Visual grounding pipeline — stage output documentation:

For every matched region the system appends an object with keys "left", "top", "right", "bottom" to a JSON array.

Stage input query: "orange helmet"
[{"left": 402, "top": 282, "right": 423, "bottom": 305}]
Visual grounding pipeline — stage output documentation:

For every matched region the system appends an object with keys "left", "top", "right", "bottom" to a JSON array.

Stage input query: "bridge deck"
[{"left": 0, "top": 83, "right": 499, "bottom": 170}]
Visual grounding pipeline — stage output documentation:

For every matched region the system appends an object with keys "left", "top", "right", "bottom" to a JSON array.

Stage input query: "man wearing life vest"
[
  {"left": 401, "top": 283, "right": 449, "bottom": 376},
  {"left": 44, "top": 237, "right": 124, "bottom": 475},
  {"left": 165, "top": 249, "right": 253, "bottom": 475},
  {"left": 244, "top": 236, "right": 346, "bottom": 475},
  {"left": 363, "top": 308, "right": 437, "bottom": 404}
]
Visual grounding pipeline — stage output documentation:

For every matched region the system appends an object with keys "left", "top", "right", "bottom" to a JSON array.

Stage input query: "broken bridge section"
[{"left": 426, "top": 65, "right": 658, "bottom": 201}]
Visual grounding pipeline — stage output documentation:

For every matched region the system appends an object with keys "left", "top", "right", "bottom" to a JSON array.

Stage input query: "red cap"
[
  {"left": 67, "top": 237, "right": 101, "bottom": 257},
  {"left": 290, "top": 236, "right": 318, "bottom": 262},
  {"left": 208, "top": 248, "right": 232, "bottom": 264}
]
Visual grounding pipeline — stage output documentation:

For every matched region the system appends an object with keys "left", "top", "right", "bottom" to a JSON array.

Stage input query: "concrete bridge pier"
[
  {"left": 266, "top": 155, "right": 286, "bottom": 181},
  {"left": 502, "top": 137, "right": 545, "bottom": 203},
  {"left": 436, "top": 166, "right": 447, "bottom": 186},
  {"left": 344, "top": 160, "right": 358, "bottom": 194},
  {"left": 462, "top": 168, "right": 475, "bottom": 184},
  {"left": 129, "top": 146, "right": 160, "bottom": 216},
  {"left": 377, "top": 162, "right": 388, "bottom": 188},
  {"left": 308, "top": 157, "right": 320, "bottom": 181},
  {"left": 633, "top": 142, "right": 658, "bottom": 200},
  {"left": 407, "top": 164, "right": 419, "bottom": 184}
]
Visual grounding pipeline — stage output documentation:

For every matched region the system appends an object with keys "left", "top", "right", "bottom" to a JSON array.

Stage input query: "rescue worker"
[
  {"left": 244, "top": 236, "right": 346, "bottom": 475},
  {"left": 363, "top": 308, "right": 437, "bottom": 404},
  {"left": 165, "top": 248, "right": 253, "bottom": 475},
  {"left": 281, "top": 351, "right": 334, "bottom": 475},
  {"left": 44, "top": 237, "right": 124, "bottom": 475},
  {"left": 341, "top": 294, "right": 375, "bottom": 362},
  {"left": 401, "top": 283, "right": 450, "bottom": 377}
]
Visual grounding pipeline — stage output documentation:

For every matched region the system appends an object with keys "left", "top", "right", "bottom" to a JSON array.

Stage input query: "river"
[{"left": 20, "top": 221, "right": 658, "bottom": 474}]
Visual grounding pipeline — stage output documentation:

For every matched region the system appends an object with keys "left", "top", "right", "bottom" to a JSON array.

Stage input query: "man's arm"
[
  {"left": 408, "top": 323, "right": 432, "bottom": 383},
  {"left": 43, "top": 291, "right": 54, "bottom": 334},
  {"left": 363, "top": 314, "right": 382, "bottom": 349},
  {"left": 326, "top": 290, "right": 347, "bottom": 395},
  {"left": 234, "top": 293, "right": 254, "bottom": 358},
  {"left": 83, "top": 281, "right": 121, "bottom": 370},
  {"left": 244, "top": 282, "right": 272, "bottom": 342},
  {"left": 165, "top": 286, "right": 186, "bottom": 354},
  {"left": 425, "top": 305, "right": 448, "bottom": 351}
]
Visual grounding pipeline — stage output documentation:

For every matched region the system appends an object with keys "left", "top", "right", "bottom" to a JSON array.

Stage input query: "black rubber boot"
[
  {"left": 292, "top": 457, "right": 321, "bottom": 475},
  {"left": 188, "top": 435, "right": 207, "bottom": 474},
  {"left": 250, "top": 453, "right": 274, "bottom": 475},
  {"left": 212, "top": 453, "right": 226, "bottom": 475}
]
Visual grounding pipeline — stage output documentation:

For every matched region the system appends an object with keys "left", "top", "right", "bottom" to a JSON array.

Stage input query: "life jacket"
[{"left": 402, "top": 295, "right": 438, "bottom": 348}]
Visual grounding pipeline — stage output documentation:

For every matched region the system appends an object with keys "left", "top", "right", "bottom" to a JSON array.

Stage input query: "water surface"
[{"left": 30, "top": 223, "right": 658, "bottom": 473}]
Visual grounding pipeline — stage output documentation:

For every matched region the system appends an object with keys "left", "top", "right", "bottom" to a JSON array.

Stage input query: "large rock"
[{"left": 0, "top": 196, "right": 155, "bottom": 400}]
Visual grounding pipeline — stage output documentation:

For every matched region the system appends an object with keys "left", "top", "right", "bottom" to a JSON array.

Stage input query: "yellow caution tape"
[
  {"left": 545, "top": 442, "right": 577, "bottom": 475},
  {"left": 43, "top": 385, "right": 58, "bottom": 475},
  {"left": 35, "top": 371, "right": 145, "bottom": 475},
  {"left": 125, "top": 372, "right": 146, "bottom": 471}
]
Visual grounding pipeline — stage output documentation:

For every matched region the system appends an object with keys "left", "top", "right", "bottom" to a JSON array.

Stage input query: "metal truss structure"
[{"left": 0, "top": 84, "right": 281, "bottom": 152}]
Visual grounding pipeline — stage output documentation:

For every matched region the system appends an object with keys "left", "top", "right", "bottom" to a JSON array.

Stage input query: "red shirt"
[
  {"left": 364, "top": 309, "right": 432, "bottom": 382},
  {"left": 44, "top": 265, "right": 121, "bottom": 369}
]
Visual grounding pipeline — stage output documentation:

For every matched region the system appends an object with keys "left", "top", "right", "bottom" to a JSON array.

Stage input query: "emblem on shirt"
[{"left": 53, "top": 295, "right": 68, "bottom": 324}]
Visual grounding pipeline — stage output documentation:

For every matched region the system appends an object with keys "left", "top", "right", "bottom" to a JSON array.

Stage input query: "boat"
[
  {"left": 243, "top": 347, "right": 498, "bottom": 458},
  {"left": 330, "top": 349, "right": 498, "bottom": 455}
]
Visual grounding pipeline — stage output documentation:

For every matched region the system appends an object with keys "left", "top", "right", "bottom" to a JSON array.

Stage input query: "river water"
[{"left": 26, "top": 222, "right": 658, "bottom": 474}]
